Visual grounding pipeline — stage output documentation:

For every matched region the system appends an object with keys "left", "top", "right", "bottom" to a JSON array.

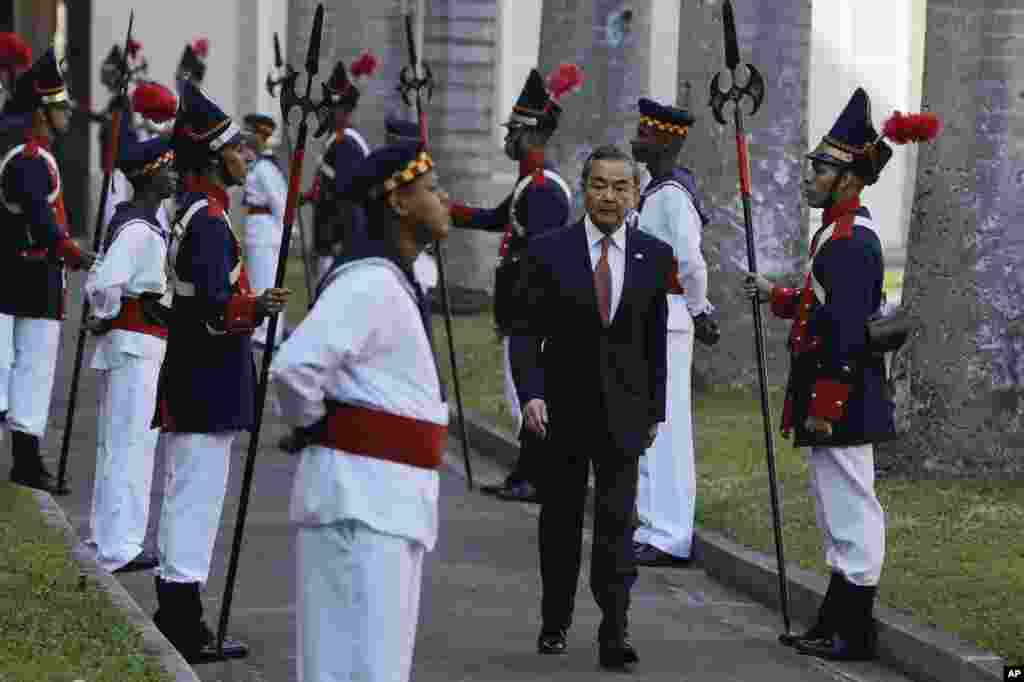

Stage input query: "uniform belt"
[
  {"left": 110, "top": 298, "right": 168, "bottom": 339},
  {"left": 315, "top": 402, "right": 446, "bottom": 470},
  {"left": 246, "top": 205, "right": 273, "bottom": 216}
]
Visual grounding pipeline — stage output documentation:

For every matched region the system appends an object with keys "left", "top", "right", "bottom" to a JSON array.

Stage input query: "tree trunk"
[{"left": 879, "top": 2, "right": 1024, "bottom": 477}]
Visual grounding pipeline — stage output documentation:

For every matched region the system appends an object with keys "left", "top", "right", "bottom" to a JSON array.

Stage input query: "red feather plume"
[
  {"left": 132, "top": 81, "right": 178, "bottom": 123},
  {"left": 126, "top": 38, "right": 142, "bottom": 58},
  {"left": 547, "top": 63, "right": 585, "bottom": 102},
  {"left": 0, "top": 33, "right": 32, "bottom": 71},
  {"left": 350, "top": 51, "right": 379, "bottom": 79},
  {"left": 192, "top": 38, "right": 209, "bottom": 59},
  {"left": 882, "top": 111, "right": 943, "bottom": 145}
]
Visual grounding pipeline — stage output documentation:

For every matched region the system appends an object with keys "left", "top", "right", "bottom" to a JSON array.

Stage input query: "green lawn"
[{"left": 0, "top": 483, "right": 171, "bottom": 681}]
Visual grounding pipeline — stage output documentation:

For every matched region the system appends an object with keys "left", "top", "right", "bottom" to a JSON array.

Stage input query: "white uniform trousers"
[
  {"left": 0, "top": 312, "right": 13, "bottom": 435},
  {"left": 6, "top": 317, "right": 62, "bottom": 438},
  {"left": 502, "top": 337, "right": 523, "bottom": 436},
  {"left": 808, "top": 444, "right": 886, "bottom": 586},
  {"left": 296, "top": 520, "right": 425, "bottom": 682},
  {"left": 156, "top": 431, "right": 237, "bottom": 584},
  {"left": 88, "top": 354, "right": 163, "bottom": 572},
  {"left": 635, "top": 324, "right": 696, "bottom": 558},
  {"left": 245, "top": 240, "right": 285, "bottom": 347}
]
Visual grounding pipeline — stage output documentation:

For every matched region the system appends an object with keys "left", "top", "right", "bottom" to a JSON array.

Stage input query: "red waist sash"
[
  {"left": 246, "top": 206, "right": 273, "bottom": 216},
  {"left": 316, "top": 403, "right": 446, "bottom": 470},
  {"left": 110, "top": 298, "right": 168, "bottom": 339}
]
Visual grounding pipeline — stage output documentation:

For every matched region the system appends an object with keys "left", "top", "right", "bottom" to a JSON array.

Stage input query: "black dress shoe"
[
  {"left": 495, "top": 480, "right": 539, "bottom": 503},
  {"left": 113, "top": 550, "right": 160, "bottom": 574},
  {"left": 191, "top": 622, "right": 249, "bottom": 663},
  {"left": 537, "top": 629, "right": 568, "bottom": 655},
  {"left": 633, "top": 543, "right": 690, "bottom": 567},
  {"left": 599, "top": 638, "right": 639, "bottom": 670},
  {"left": 779, "top": 630, "right": 831, "bottom": 647},
  {"left": 796, "top": 634, "right": 875, "bottom": 661}
]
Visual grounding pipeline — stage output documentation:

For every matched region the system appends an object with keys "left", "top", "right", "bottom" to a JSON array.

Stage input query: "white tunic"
[
  {"left": 243, "top": 156, "right": 287, "bottom": 247},
  {"left": 270, "top": 258, "right": 448, "bottom": 551},
  {"left": 638, "top": 180, "right": 712, "bottom": 329},
  {"left": 86, "top": 216, "right": 169, "bottom": 369}
]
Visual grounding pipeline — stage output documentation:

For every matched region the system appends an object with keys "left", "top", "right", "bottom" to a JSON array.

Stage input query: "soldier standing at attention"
[
  {"left": 84, "top": 133, "right": 178, "bottom": 575},
  {"left": 1, "top": 44, "right": 96, "bottom": 492},
  {"left": 271, "top": 140, "right": 450, "bottom": 682},
  {"left": 150, "top": 79, "right": 289, "bottom": 663},
  {"left": 743, "top": 88, "right": 914, "bottom": 661},
  {"left": 241, "top": 112, "right": 288, "bottom": 349},
  {"left": 629, "top": 97, "right": 720, "bottom": 567},
  {"left": 448, "top": 65, "right": 583, "bottom": 504}
]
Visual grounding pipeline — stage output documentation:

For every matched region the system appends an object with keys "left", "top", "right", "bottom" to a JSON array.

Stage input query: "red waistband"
[
  {"left": 317, "top": 403, "right": 446, "bottom": 470},
  {"left": 246, "top": 206, "right": 273, "bottom": 216},
  {"left": 110, "top": 298, "right": 168, "bottom": 339},
  {"left": 17, "top": 247, "right": 49, "bottom": 260}
]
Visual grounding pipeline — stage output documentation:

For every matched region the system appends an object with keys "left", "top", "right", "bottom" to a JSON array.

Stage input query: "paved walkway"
[{"left": 21, "top": 273, "right": 918, "bottom": 681}]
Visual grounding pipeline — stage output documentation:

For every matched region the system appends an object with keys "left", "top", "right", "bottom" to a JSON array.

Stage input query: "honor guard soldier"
[
  {"left": 0, "top": 33, "right": 32, "bottom": 436},
  {"left": 385, "top": 115, "right": 438, "bottom": 290},
  {"left": 241, "top": 112, "right": 288, "bottom": 348},
  {"left": 743, "top": 88, "right": 927, "bottom": 661},
  {"left": 448, "top": 65, "right": 582, "bottom": 503},
  {"left": 270, "top": 139, "right": 450, "bottom": 682},
  {"left": 628, "top": 97, "right": 720, "bottom": 567},
  {"left": 306, "top": 54, "right": 377, "bottom": 282},
  {"left": 84, "top": 133, "right": 178, "bottom": 574},
  {"left": 150, "top": 79, "right": 290, "bottom": 663},
  {"left": 1, "top": 44, "right": 96, "bottom": 492},
  {"left": 98, "top": 40, "right": 145, "bottom": 229}
]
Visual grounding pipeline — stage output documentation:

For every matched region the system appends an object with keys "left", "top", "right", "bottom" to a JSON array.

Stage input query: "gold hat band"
[
  {"left": 372, "top": 152, "right": 434, "bottom": 198},
  {"left": 640, "top": 116, "right": 689, "bottom": 137}
]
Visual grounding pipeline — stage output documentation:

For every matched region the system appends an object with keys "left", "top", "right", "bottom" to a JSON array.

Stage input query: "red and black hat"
[
  {"left": 505, "top": 64, "right": 584, "bottom": 132},
  {"left": 132, "top": 80, "right": 177, "bottom": 124},
  {"left": 322, "top": 51, "right": 378, "bottom": 111},
  {"left": 176, "top": 38, "right": 208, "bottom": 86},
  {"left": 6, "top": 44, "right": 68, "bottom": 115},
  {"left": 0, "top": 33, "right": 32, "bottom": 75},
  {"left": 809, "top": 87, "right": 942, "bottom": 186},
  {"left": 171, "top": 79, "right": 241, "bottom": 171}
]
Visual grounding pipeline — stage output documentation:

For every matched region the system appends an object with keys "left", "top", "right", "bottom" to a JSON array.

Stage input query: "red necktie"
[{"left": 595, "top": 236, "right": 612, "bottom": 326}]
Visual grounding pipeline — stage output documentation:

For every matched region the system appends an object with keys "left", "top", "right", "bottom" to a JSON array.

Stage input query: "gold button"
[
  {"left": 811, "top": 392, "right": 817, "bottom": 398},
  {"left": 835, "top": 401, "right": 842, "bottom": 406}
]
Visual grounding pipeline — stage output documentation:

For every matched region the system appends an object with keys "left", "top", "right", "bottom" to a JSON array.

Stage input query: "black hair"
[{"left": 581, "top": 144, "right": 636, "bottom": 187}]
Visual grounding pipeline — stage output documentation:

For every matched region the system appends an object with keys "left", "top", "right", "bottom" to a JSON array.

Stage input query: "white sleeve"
[
  {"left": 269, "top": 266, "right": 390, "bottom": 428},
  {"left": 648, "top": 187, "right": 712, "bottom": 315},
  {"left": 101, "top": 171, "right": 132, "bottom": 232},
  {"left": 85, "top": 222, "right": 164, "bottom": 319},
  {"left": 265, "top": 163, "right": 288, "bottom": 220}
]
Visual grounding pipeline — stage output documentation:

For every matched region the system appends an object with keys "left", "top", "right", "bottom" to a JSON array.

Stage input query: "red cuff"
[
  {"left": 224, "top": 294, "right": 260, "bottom": 335},
  {"left": 519, "top": 148, "right": 545, "bottom": 177},
  {"left": 449, "top": 202, "right": 475, "bottom": 226},
  {"left": 668, "top": 258, "right": 685, "bottom": 294},
  {"left": 770, "top": 286, "right": 799, "bottom": 318},
  {"left": 808, "top": 379, "right": 851, "bottom": 422},
  {"left": 55, "top": 237, "right": 84, "bottom": 270}
]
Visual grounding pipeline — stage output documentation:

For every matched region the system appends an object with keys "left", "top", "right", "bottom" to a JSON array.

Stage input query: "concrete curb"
[
  {"left": 32, "top": 490, "right": 200, "bottom": 682},
  {"left": 449, "top": 410, "right": 1006, "bottom": 682}
]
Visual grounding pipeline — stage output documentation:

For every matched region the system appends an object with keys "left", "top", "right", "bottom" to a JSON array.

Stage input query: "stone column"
[
  {"left": 677, "top": 0, "right": 810, "bottom": 388},
  {"left": 881, "top": 2, "right": 1024, "bottom": 476},
  {"left": 287, "top": 0, "right": 503, "bottom": 296}
]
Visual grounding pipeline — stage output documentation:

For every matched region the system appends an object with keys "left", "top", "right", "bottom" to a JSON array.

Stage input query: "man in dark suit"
[{"left": 510, "top": 144, "right": 672, "bottom": 670}]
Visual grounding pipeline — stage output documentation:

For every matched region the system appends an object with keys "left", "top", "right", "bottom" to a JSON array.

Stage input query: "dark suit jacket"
[{"left": 509, "top": 219, "right": 672, "bottom": 455}]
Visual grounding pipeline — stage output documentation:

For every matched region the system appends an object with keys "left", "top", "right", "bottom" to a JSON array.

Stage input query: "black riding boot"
[
  {"left": 797, "top": 579, "right": 878, "bottom": 661},
  {"left": 9, "top": 430, "right": 57, "bottom": 493},
  {"left": 780, "top": 571, "right": 842, "bottom": 647},
  {"left": 154, "top": 577, "right": 249, "bottom": 663}
]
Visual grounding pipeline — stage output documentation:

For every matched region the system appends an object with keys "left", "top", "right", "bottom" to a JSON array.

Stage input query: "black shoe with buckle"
[
  {"left": 537, "top": 628, "right": 568, "bottom": 655},
  {"left": 113, "top": 549, "right": 160, "bottom": 574},
  {"left": 633, "top": 543, "right": 690, "bottom": 567}
]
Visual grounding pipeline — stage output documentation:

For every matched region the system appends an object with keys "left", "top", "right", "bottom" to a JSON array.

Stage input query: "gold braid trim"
[
  {"left": 640, "top": 116, "right": 689, "bottom": 137},
  {"left": 372, "top": 152, "right": 434, "bottom": 198},
  {"left": 126, "top": 150, "right": 175, "bottom": 178}
]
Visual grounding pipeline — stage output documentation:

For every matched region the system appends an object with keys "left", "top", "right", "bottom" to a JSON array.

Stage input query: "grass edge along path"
[
  {"left": 0, "top": 482, "right": 172, "bottom": 682},
  {"left": 428, "top": 309, "right": 1023, "bottom": 664}
]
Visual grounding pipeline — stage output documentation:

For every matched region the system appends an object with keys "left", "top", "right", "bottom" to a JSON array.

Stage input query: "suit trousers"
[
  {"left": 7, "top": 317, "right": 61, "bottom": 438},
  {"left": 539, "top": 420, "right": 640, "bottom": 640}
]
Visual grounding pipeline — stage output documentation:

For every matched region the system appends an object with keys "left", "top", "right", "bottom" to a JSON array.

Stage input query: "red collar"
[
  {"left": 24, "top": 132, "right": 51, "bottom": 155},
  {"left": 519, "top": 148, "right": 545, "bottom": 178},
  {"left": 184, "top": 175, "right": 231, "bottom": 211},
  {"left": 822, "top": 196, "right": 860, "bottom": 228}
]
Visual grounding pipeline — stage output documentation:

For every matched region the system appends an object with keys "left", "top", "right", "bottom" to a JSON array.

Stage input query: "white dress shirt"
[
  {"left": 243, "top": 156, "right": 288, "bottom": 246},
  {"left": 270, "top": 258, "right": 448, "bottom": 550},
  {"left": 585, "top": 215, "right": 627, "bottom": 323}
]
